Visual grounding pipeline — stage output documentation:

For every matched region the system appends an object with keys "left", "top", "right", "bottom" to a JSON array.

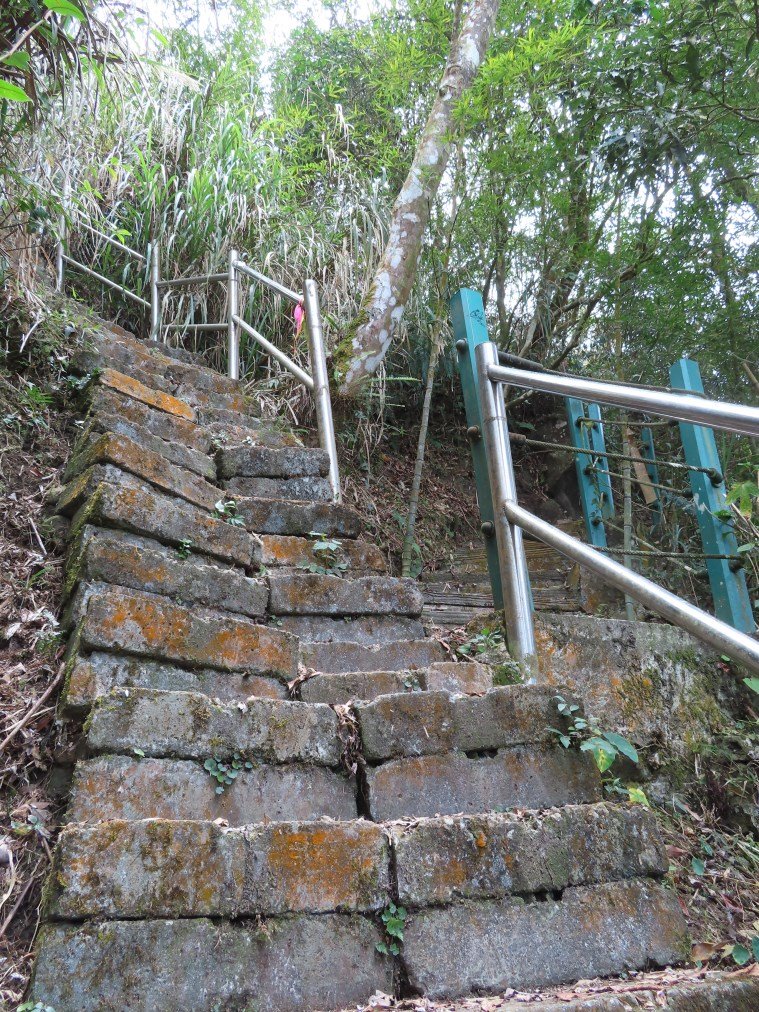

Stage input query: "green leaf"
[
  {"left": 0, "top": 80, "right": 31, "bottom": 102},
  {"left": 743, "top": 678, "right": 759, "bottom": 696},
  {"left": 731, "top": 943, "right": 751, "bottom": 966},
  {"left": 43, "top": 0, "right": 86, "bottom": 20},
  {"left": 1, "top": 52, "right": 31, "bottom": 69},
  {"left": 691, "top": 857, "right": 705, "bottom": 876},
  {"left": 132, "top": 747, "right": 145, "bottom": 758},
  {"left": 751, "top": 936, "right": 759, "bottom": 961},
  {"left": 601, "top": 731, "right": 639, "bottom": 764},
  {"left": 627, "top": 786, "right": 649, "bottom": 807}
]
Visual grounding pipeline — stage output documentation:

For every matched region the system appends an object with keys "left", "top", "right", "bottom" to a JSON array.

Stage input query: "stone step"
[
  {"left": 206, "top": 418, "right": 302, "bottom": 448},
  {"left": 402, "top": 879, "right": 688, "bottom": 1000},
  {"left": 61, "top": 651, "right": 286, "bottom": 716},
  {"left": 301, "top": 638, "right": 446, "bottom": 674},
  {"left": 48, "top": 819, "right": 389, "bottom": 919},
  {"left": 88, "top": 386, "right": 212, "bottom": 454},
  {"left": 31, "top": 916, "right": 390, "bottom": 1012},
  {"left": 280, "top": 615, "right": 425, "bottom": 646},
  {"left": 363, "top": 747, "right": 601, "bottom": 820},
  {"left": 237, "top": 496, "right": 363, "bottom": 538},
  {"left": 62, "top": 431, "right": 220, "bottom": 512},
  {"left": 66, "top": 755, "right": 357, "bottom": 824},
  {"left": 224, "top": 474, "right": 333, "bottom": 502},
  {"left": 64, "top": 526, "right": 267, "bottom": 618},
  {"left": 269, "top": 573, "right": 423, "bottom": 617},
  {"left": 94, "top": 367, "right": 196, "bottom": 421},
  {"left": 75, "top": 412, "right": 216, "bottom": 479},
  {"left": 85, "top": 688, "right": 340, "bottom": 766},
  {"left": 355, "top": 686, "right": 570, "bottom": 761},
  {"left": 260, "top": 534, "right": 386, "bottom": 573},
  {"left": 76, "top": 586, "right": 296, "bottom": 678},
  {"left": 67, "top": 475, "right": 260, "bottom": 569},
  {"left": 299, "top": 661, "right": 492, "bottom": 704},
  {"left": 392, "top": 803, "right": 667, "bottom": 906},
  {"left": 217, "top": 445, "right": 330, "bottom": 479},
  {"left": 75, "top": 334, "right": 257, "bottom": 417}
]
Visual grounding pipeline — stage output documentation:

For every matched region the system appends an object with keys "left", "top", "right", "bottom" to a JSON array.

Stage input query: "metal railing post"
[
  {"left": 303, "top": 279, "right": 341, "bottom": 501},
  {"left": 566, "top": 397, "right": 610, "bottom": 548},
  {"left": 670, "top": 357, "right": 754, "bottom": 632},
  {"left": 227, "top": 248, "right": 240, "bottom": 380},
  {"left": 451, "top": 288, "right": 503, "bottom": 609},
  {"left": 55, "top": 190, "right": 67, "bottom": 293},
  {"left": 149, "top": 239, "right": 161, "bottom": 343},
  {"left": 475, "top": 341, "right": 537, "bottom": 678}
]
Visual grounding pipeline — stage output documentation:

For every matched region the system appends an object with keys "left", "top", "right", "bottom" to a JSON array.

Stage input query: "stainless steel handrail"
[
  {"left": 233, "top": 314, "right": 314, "bottom": 390},
  {"left": 156, "top": 272, "right": 227, "bottom": 289},
  {"left": 233, "top": 260, "right": 301, "bottom": 304},
  {"left": 54, "top": 208, "right": 342, "bottom": 500},
  {"left": 78, "top": 221, "right": 147, "bottom": 263},
  {"left": 489, "top": 363, "right": 759, "bottom": 438},
  {"left": 475, "top": 341, "right": 759, "bottom": 676},
  {"left": 61, "top": 254, "right": 150, "bottom": 308}
]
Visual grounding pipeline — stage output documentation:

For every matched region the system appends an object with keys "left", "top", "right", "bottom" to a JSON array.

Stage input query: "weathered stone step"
[
  {"left": 76, "top": 586, "right": 296, "bottom": 678},
  {"left": 224, "top": 474, "right": 333, "bottom": 502},
  {"left": 64, "top": 526, "right": 267, "bottom": 618},
  {"left": 364, "top": 746, "right": 600, "bottom": 820},
  {"left": 85, "top": 688, "right": 339, "bottom": 766},
  {"left": 299, "top": 661, "right": 492, "bottom": 703},
  {"left": 76, "top": 335, "right": 257, "bottom": 417},
  {"left": 76, "top": 412, "right": 215, "bottom": 479},
  {"left": 218, "top": 445, "right": 330, "bottom": 479},
  {"left": 31, "top": 915, "right": 390, "bottom": 1012},
  {"left": 301, "top": 638, "right": 446, "bottom": 673},
  {"left": 497, "top": 978, "right": 759, "bottom": 1012},
  {"left": 402, "top": 878, "right": 688, "bottom": 1000},
  {"left": 61, "top": 651, "right": 286, "bottom": 716},
  {"left": 94, "top": 367, "right": 196, "bottom": 421},
  {"left": 67, "top": 755, "right": 357, "bottom": 824},
  {"left": 269, "top": 573, "right": 423, "bottom": 617},
  {"left": 67, "top": 476, "right": 260, "bottom": 568},
  {"left": 392, "top": 803, "right": 666, "bottom": 906},
  {"left": 356, "top": 686, "right": 569, "bottom": 760},
  {"left": 62, "top": 431, "right": 219, "bottom": 512},
  {"left": 48, "top": 819, "right": 388, "bottom": 919},
  {"left": 261, "top": 534, "right": 385, "bottom": 573},
  {"left": 282, "top": 615, "right": 425, "bottom": 646},
  {"left": 206, "top": 418, "right": 302, "bottom": 448},
  {"left": 237, "top": 496, "right": 363, "bottom": 538},
  {"left": 89, "top": 385, "right": 212, "bottom": 454}
]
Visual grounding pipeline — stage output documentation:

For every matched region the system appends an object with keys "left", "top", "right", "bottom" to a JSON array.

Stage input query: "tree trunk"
[{"left": 334, "top": 0, "right": 500, "bottom": 395}]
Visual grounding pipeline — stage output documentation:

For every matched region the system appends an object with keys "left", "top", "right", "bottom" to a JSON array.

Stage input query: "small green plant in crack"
[
  {"left": 203, "top": 753, "right": 253, "bottom": 794},
  {"left": 375, "top": 902, "right": 407, "bottom": 956},
  {"left": 549, "top": 694, "right": 646, "bottom": 804},
  {"left": 214, "top": 498, "right": 245, "bottom": 527},
  {"left": 176, "top": 538, "right": 193, "bottom": 560},
  {"left": 298, "top": 531, "right": 349, "bottom": 576},
  {"left": 457, "top": 627, "right": 504, "bottom": 658}
]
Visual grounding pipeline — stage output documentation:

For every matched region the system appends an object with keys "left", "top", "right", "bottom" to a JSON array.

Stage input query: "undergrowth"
[{"left": 0, "top": 278, "right": 82, "bottom": 1006}]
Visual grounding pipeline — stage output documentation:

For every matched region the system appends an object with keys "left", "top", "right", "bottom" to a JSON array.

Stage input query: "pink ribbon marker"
[{"left": 294, "top": 302, "right": 305, "bottom": 337}]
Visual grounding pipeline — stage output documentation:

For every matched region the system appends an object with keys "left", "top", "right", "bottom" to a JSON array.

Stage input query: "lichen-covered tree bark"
[{"left": 334, "top": 0, "right": 500, "bottom": 395}]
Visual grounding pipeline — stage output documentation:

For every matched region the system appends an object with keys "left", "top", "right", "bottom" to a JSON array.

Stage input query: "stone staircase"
[{"left": 29, "top": 321, "right": 690, "bottom": 1010}]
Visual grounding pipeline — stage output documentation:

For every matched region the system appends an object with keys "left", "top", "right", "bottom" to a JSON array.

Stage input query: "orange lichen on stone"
[{"left": 98, "top": 368, "right": 196, "bottom": 421}]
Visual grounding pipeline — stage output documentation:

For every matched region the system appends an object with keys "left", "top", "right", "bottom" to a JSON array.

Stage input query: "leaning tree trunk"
[{"left": 334, "top": 0, "right": 500, "bottom": 395}]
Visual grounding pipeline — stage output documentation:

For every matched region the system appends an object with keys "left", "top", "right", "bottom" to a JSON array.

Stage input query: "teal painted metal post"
[
  {"left": 669, "top": 358, "right": 754, "bottom": 632},
  {"left": 566, "top": 397, "right": 608, "bottom": 548},
  {"left": 639, "top": 426, "right": 663, "bottom": 531},
  {"left": 451, "top": 288, "right": 503, "bottom": 609},
  {"left": 586, "top": 403, "right": 615, "bottom": 520}
]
